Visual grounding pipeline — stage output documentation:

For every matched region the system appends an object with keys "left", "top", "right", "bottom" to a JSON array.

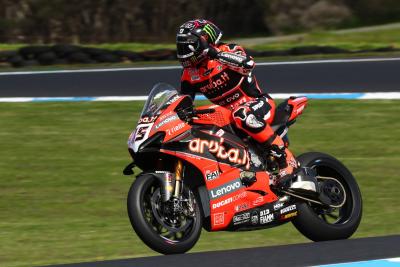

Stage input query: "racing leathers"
[{"left": 179, "top": 43, "right": 297, "bottom": 181}]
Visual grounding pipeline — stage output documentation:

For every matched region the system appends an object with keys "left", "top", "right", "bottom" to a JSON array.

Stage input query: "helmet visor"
[{"left": 176, "top": 34, "right": 200, "bottom": 59}]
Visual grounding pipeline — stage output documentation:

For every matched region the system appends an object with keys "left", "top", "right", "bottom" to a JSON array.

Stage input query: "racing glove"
[{"left": 195, "top": 32, "right": 254, "bottom": 73}]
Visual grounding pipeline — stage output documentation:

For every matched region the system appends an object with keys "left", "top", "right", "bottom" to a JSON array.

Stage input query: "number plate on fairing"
[{"left": 128, "top": 123, "right": 154, "bottom": 152}]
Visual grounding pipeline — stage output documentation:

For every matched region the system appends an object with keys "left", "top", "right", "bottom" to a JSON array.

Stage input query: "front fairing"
[{"left": 128, "top": 84, "right": 192, "bottom": 154}]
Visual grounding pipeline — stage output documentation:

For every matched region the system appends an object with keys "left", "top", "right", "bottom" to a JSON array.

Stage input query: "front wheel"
[
  {"left": 292, "top": 152, "right": 362, "bottom": 241},
  {"left": 127, "top": 174, "right": 202, "bottom": 254}
]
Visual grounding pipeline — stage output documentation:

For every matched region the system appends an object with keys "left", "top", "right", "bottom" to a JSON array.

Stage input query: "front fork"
[
  {"left": 157, "top": 160, "right": 183, "bottom": 202},
  {"left": 174, "top": 160, "right": 183, "bottom": 198}
]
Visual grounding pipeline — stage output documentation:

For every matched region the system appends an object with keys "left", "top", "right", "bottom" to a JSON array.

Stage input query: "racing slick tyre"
[
  {"left": 127, "top": 174, "right": 202, "bottom": 254},
  {"left": 292, "top": 152, "right": 362, "bottom": 241}
]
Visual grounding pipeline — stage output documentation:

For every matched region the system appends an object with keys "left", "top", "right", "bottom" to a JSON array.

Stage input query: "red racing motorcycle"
[{"left": 123, "top": 83, "right": 362, "bottom": 254}]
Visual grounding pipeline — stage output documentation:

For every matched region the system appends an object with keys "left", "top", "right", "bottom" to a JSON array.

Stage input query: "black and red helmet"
[{"left": 176, "top": 19, "right": 222, "bottom": 68}]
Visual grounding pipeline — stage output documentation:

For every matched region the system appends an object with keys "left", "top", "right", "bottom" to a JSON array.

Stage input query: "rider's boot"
[{"left": 267, "top": 136, "right": 318, "bottom": 194}]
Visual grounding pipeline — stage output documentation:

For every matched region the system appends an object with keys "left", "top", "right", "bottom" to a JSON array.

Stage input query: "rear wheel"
[
  {"left": 127, "top": 174, "right": 202, "bottom": 254},
  {"left": 292, "top": 152, "right": 362, "bottom": 241}
]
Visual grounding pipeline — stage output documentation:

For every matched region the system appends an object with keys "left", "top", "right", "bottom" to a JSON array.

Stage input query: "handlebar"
[{"left": 177, "top": 107, "right": 215, "bottom": 122}]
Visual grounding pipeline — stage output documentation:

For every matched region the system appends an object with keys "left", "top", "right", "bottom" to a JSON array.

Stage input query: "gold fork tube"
[{"left": 174, "top": 160, "right": 183, "bottom": 197}]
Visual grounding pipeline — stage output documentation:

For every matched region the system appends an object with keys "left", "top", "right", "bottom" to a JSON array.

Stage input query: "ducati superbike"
[{"left": 123, "top": 83, "right": 362, "bottom": 254}]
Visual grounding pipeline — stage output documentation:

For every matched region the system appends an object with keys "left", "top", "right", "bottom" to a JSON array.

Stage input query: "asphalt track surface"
[
  {"left": 1, "top": 58, "right": 400, "bottom": 97},
  {"left": 47, "top": 235, "right": 400, "bottom": 267}
]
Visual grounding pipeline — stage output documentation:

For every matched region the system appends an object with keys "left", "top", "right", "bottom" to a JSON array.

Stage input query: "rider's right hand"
[{"left": 177, "top": 107, "right": 194, "bottom": 123}]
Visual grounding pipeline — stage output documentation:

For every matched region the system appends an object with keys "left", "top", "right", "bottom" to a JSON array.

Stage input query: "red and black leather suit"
[
  {"left": 180, "top": 43, "right": 297, "bottom": 176},
  {"left": 180, "top": 44, "right": 282, "bottom": 145}
]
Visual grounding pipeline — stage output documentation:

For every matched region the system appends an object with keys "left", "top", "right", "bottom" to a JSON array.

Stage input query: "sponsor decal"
[
  {"left": 205, "top": 170, "right": 220, "bottom": 181},
  {"left": 215, "top": 129, "right": 225, "bottom": 137},
  {"left": 188, "top": 138, "right": 249, "bottom": 167},
  {"left": 282, "top": 211, "right": 298, "bottom": 220},
  {"left": 217, "top": 65, "right": 223, "bottom": 71},
  {"left": 251, "top": 211, "right": 259, "bottom": 225},
  {"left": 188, "top": 69, "right": 200, "bottom": 81},
  {"left": 204, "top": 24, "right": 217, "bottom": 42},
  {"left": 138, "top": 116, "right": 157, "bottom": 124},
  {"left": 212, "top": 192, "right": 247, "bottom": 209},
  {"left": 216, "top": 90, "right": 243, "bottom": 107},
  {"left": 158, "top": 111, "right": 173, "bottom": 121},
  {"left": 280, "top": 204, "right": 296, "bottom": 214},
  {"left": 233, "top": 212, "right": 250, "bottom": 225},
  {"left": 199, "top": 72, "right": 230, "bottom": 93},
  {"left": 166, "top": 122, "right": 186, "bottom": 136},
  {"left": 166, "top": 95, "right": 180, "bottom": 105},
  {"left": 203, "top": 68, "right": 214, "bottom": 76},
  {"left": 259, "top": 208, "right": 274, "bottom": 224},
  {"left": 273, "top": 202, "right": 284, "bottom": 211},
  {"left": 155, "top": 115, "right": 178, "bottom": 129},
  {"left": 258, "top": 208, "right": 274, "bottom": 224},
  {"left": 213, "top": 213, "right": 225, "bottom": 226},
  {"left": 219, "top": 52, "right": 245, "bottom": 63},
  {"left": 234, "top": 203, "right": 249, "bottom": 212},
  {"left": 260, "top": 213, "right": 274, "bottom": 224},
  {"left": 251, "top": 101, "right": 264, "bottom": 111},
  {"left": 252, "top": 196, "right": 264, "bottom": 206},
  {"left": 260, "top": 208, "right": 270, "bottom": 216},
  {"left": 182, "top": 22, "right": 195, "bottom": 29},
  {"left": 191, "top": 75, "right": 200, "bottom": 81},
  {"left": 209, "top": 179, "right": 242, "bottom": 199}
]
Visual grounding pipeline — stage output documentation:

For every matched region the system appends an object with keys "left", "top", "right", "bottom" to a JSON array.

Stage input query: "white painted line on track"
[
  {"left": 95, "top": 96, "right": 148, "bottom": 101},
  {"left": 0, "top": 97, "right": 34, "bottom": 102},
  {"left": 360, "top": 92, "right": 400, "bottom": 99},
  {"left": 1, "top": 92, "right": 400, "bottom": 102},
  {"left": 1, "top": 57, "right": 400, "bottom": 76},
  {"left": 257, "top": 57, "right": 400, "bottom": 66}
]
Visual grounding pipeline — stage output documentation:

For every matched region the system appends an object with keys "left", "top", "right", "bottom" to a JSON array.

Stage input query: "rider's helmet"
[{"left": 176, "top": 19, "right": 223, "bottom": 68}]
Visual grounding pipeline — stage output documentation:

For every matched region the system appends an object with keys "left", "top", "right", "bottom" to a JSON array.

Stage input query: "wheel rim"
[
  {"left": 140, "top": 181, "right": 198, "bottom": 244},
  {"left": 310, "top": 162, "right": 353, "bottom": 225}
]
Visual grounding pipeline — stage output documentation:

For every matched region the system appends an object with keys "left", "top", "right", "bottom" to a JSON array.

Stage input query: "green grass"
[
  {"left": 250, "top": 28, "right": 400, "bottom": 51},
  {"left": 2, "top": 23, "right": 400, "bottom": 53},
  {"left": 0, "top": 100, "right": 399, "bottom": 267}
]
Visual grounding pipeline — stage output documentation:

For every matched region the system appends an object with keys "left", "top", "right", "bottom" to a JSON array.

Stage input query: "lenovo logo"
[{"left": 209, "top": 179, "right": 242, "bottom": 199}]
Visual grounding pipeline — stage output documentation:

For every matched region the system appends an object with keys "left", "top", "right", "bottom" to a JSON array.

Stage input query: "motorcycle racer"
[{"left": 176, "top": 19, "right": 316, "bottom": 193}]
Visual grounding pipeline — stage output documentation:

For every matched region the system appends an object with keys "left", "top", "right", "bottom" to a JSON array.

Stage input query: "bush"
[
  {"left": 67, "top": 52, "right": 92, "bottom": 64},
  {"left": 94, "top": 53, "right": 122, "bottom": 63},
  {"left": 0, "top": 50, "right": 18, "bottom": 62},
  {"left": 266, "top": 0, "right": 353, "bottom": 33},
  {"left": 19, "top": 46, "right": 52, "bottom": 59},
  {"left": 139, "top": 49, "right": 176, "bottom": 61},
  {"left": 52, "top": 45, "right": 81, "bottom": 57},
  {"left": 301, "top": 0, "right": 353, "bottom": 30},
  {"left": 37, "top": 52, "right": 58, "bottom": 65}
]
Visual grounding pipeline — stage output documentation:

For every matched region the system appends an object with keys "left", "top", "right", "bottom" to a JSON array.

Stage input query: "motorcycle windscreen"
[{"left": 141, "top": 83, "right": 179, "bottom": 118}]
